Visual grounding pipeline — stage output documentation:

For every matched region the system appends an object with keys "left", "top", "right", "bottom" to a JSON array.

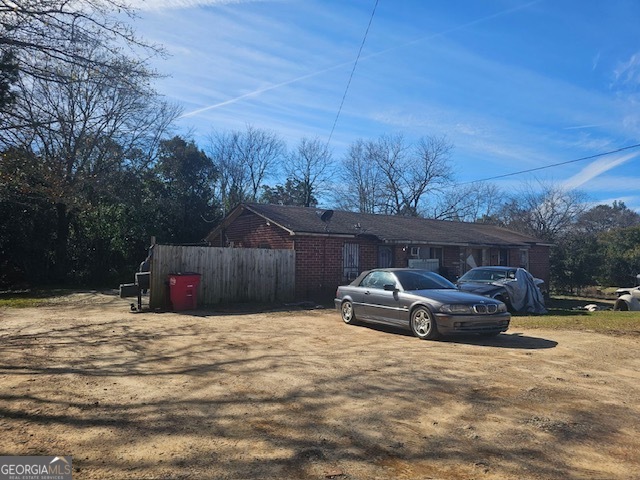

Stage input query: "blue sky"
[{"left": 130, "top": 0, "right": 640, "bottom": 211}]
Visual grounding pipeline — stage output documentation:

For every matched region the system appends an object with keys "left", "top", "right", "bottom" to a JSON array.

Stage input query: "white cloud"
[
  {"left": 562, "top": 124, "right": 607, "bottom": 130},
  {"left": 592, "top": 51, "right": 601, "bottom": 71},
  {"left": 573, "top": 174, "right": 640, "bottom": 194},
  {"left": 130, "top": 0, "right": 265, "bottom": 12},
  {"left": 614, "top": 52, "right": 640, "bottom": 86},
  {"left": 561, "top": 152, "right": 638, "bottom": 190}
]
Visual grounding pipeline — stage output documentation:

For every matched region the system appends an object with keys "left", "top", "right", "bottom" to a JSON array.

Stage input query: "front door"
[
  {"left": 378, "top": 246, "right": 393, "bottom": 268},
  {"left": 343, "top": 242, "right": 360, "bottom": 281}
]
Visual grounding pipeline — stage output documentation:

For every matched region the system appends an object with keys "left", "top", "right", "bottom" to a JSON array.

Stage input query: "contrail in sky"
[
  {"left": 179, "top": 0, "right": 542, "bottom": 119},
  {"left": 179, "top": 65, "right": 350, "bottom": 118},
  {"left": 562, "top": 152, "right": 638, "bottom": 190}
]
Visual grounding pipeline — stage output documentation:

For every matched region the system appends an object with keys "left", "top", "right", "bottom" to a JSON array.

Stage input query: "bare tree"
[
  {"left": 284, "top": 136, "right": 333, "bottom": 207},
  {"left": 432, "top": 182, "right": 502, "bottom": 221},
  {"left": 335, "top": 134, "right": 454, "bottom": 215},
  {"left": 400, "top": 135, "right": 453, "bottom": 216},
  {"left": 0, "top": 50, "right": 18, "bottom": 110},
  {"left": 369, "top": 133, "right": 410, "bottom": 215},
  {"left": 494, "top": 182, "right": 588, "bottom": 241},
  {"left": 333, "top": 138, "right": 383, "bottom": 213},
  {"left": 236, "top": 125, "right": 285, "bottom": 201},
  {"left": 0, "top": 0, "right": 159, "bottom": 86},
  {"left": 208, "top": 130, "right": 247, "bottom": 213},
  {"left": 208, "top": 125, "right": 285, "bottom": 212}
]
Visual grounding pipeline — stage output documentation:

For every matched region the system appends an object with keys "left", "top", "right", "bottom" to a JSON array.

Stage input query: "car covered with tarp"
[{"left": 456, "top": 266, "right": 547, "bottom": 314}]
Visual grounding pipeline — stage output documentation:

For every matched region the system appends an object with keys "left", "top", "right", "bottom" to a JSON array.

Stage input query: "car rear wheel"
[
  {"left": 341, "top": 301, "right": 357, "bottom": 324},
  {"left": 410, "top": 307, "right": 440, "bottom": 340}
]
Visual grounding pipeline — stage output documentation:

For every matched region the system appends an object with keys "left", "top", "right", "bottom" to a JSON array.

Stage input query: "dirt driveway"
[{"left": 1, "top": 292, "right": 639, "bottom": 480}]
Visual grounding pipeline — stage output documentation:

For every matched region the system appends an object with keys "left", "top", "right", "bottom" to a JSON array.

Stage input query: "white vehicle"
[{"left": 614, "top": 275, "right": 640, "bottom": 311}]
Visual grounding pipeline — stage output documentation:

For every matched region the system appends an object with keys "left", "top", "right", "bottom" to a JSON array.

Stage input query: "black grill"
[{"left": 473, "top": 304, "right": 498, "bottom": 314}]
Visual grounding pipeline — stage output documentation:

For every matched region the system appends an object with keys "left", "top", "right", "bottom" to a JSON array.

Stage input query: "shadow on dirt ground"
[
  {"left": 357, "top": 322, "right": 558, "bottom": 349},
  {"left": 0, "top": 299, "right": 638, "bottom": 479}
]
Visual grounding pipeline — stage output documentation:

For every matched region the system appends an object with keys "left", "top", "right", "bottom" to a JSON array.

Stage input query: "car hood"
[
  {"left": 616, "top": 286, "right": 640, "bottom": 296},
  {"left": 456, "top": 282, "right": 505, "bottom": 296},
  {"left": 410, "top": 288, "right": 501, "bottom": 304}
]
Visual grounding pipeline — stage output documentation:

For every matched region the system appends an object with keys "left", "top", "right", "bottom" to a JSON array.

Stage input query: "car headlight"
[
  {"left": 497, "top": 303, "right": 508, "bottom": 313},
  {"left": 439, "top": 304, "right": 473, "bottom": 314}
]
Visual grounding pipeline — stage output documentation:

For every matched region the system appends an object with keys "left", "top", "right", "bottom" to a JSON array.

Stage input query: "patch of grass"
[
  {"left": 0, "top": 289, "right": 76, "bottom": 308},
  {"left": 512, "top": 298, "right": 640, "bottom": 335}
]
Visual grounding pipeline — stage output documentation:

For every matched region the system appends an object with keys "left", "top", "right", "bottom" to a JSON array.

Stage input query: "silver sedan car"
[{"left": 335, "top": 268, "right": 510, "bottom": 340}]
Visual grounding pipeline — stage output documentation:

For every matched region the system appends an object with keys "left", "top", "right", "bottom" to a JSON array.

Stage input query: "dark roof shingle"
[{"left": 237, "top": 203, "right": 547, "bottom": 247}]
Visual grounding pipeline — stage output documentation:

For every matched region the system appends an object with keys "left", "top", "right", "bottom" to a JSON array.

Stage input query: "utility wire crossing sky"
[{"left": 132, "top": 0, "right": 640, "bottom": 210}]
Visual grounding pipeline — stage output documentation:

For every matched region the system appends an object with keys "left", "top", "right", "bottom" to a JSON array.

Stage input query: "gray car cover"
[{"left": 502, "top": 268, "right": 547, "bottom": 314}]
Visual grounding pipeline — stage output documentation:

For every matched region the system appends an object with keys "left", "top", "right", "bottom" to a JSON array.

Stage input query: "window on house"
[
  {"left": 343, "top": 243, "right": 360, "bottom": 280},
  {"left": 430, "top": 247, "right": 443, "bottom": 263}
]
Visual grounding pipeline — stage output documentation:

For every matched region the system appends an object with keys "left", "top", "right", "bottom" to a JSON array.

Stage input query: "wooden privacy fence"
[{"left": 149, "top": 245, "right": 296, "bottom": 309}]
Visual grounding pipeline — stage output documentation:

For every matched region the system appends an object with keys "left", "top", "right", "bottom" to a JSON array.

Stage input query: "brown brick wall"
[
  {"left": 442, "top": 246, "right": 461, "bottom": 280},
  {"left": 295, "top": 237, "right": 340, "bottom": 300},
  {"left": 360, "top": 243, "right": 377, "bottom": 271},
  {"left": 393, "top": 245, "right": 408, "bottom": 267},
  {"left": 294, "top": 237, "right": 381, "bottom": 301},
  {"left": 508, "top": 249, "right": 522, "bottom": 269},
  {"left": 209, "top": 214, "right": 294, "bottom": 249},
  {"left": 209, "top": 210, "right": 551, "bottom": 301},
  {"left": 528, "top": 245, "right": 550, "bottom": 286}
]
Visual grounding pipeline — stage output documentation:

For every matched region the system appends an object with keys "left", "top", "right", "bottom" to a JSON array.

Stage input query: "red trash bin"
[{"left": 168, "top": 273, "right": 201, "bottom": 311}]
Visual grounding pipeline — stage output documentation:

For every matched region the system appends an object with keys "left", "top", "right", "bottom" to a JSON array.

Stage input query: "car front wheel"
[
  {"left": 614, "top": 299, "right": 630, "bottom": 311},
  {"left": 341, "top": 301, "right": 356, "bottom": 324},
  {"left": 410, "top": 307, "right": 440, "bottom": 340}
]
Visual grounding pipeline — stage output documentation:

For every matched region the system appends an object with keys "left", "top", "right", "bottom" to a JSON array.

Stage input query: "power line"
[
  {"left": 326, "top": 0, "right": 379, "bottom": 146},
  {"left": 459, "top": 143, "right": 640, "bottom": 185}
]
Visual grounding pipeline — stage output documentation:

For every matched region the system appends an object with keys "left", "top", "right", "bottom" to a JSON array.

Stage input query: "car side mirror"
[{"left": 383, "top": 284, "right": 397, "bottom": 291}]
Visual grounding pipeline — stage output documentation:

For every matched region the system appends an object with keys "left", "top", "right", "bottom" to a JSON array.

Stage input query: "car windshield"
[
  {"left": 394, "top": 270, "right": 456, "bottom": 291},
  {"left": 459, "top": 268, "right": 513, "bottom": 283}
]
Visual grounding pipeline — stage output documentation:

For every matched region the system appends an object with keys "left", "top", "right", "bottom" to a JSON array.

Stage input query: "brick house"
[{"left": 206, "top": 203, "right": 551, "bottom": 301}]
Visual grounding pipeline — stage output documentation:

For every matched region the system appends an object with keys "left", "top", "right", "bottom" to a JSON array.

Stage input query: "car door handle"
[{"left": 364, "top": 290, "right": 371, "bottom": 295}]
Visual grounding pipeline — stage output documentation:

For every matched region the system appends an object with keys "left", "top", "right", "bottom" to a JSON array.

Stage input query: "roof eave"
[{"left": 243, "top": 204, "right": 296, "bottom": 235}]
